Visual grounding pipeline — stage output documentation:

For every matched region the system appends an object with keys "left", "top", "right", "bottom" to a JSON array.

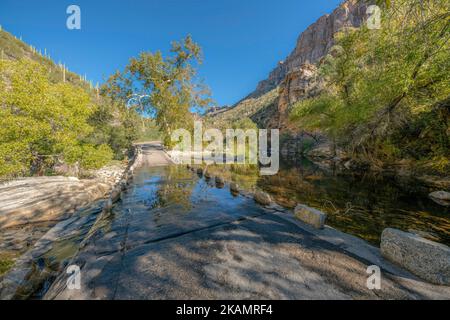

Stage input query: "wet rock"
[
  {"left": 215, "top": 177, "right": 225, "bottom": 189},
  {"left": 110, "top": 188, "right": 121, "bottom": 204},
  {"left": 204, "top": 171, "right": 212, "bottom": 180},
  {"left": 381, "top": 228, "right": 450, "bottom": 285},
  {"left": 253, "top": 191, "right": 272, "bottom": 206},
  {"left": 215, "top": 176, "right": 224, "bottom": 185},
  {"left": 429, "top": 191, "right": 450, "bottom": 206},
  {"left": 230, "top": 182, "right": 240, "bottom": 193},
  {"left": 103, "top": 199, "right": 113, "bottom": 213},
  {"left": 294, "top": 204, "right": 327, "bottom": 229},
  {"left": 230, "top": 190, "right": 239, "bottom": 197},
  {"left": 267, "top": 203, "right": 286, "bottom": 212},
  {"left": 197, "top": 168, "right": 204, "bottom": 176}
]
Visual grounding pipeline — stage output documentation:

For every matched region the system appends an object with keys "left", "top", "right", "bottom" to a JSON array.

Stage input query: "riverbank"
[
  {"left": 0, "top": 145, "right": 145, "bottom": 289},
  {"left": 0, "top": 143, "right": 166, "bottom": 299}
]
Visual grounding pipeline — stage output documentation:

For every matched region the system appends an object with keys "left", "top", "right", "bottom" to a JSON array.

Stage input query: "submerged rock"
[
  {"left": 215, "top": 176, "right": 224, "bottom": 184},
  {"left": 381, "top": 228, "right": 450, "bottom": 285},
  {"left": 294, "top": 204, "right": 327, "bottom": 229},
  {"left": 230, "top": 182, "right": 240, "bottom": 193},
  {"left": 253, "top": 191, "right": 272, "bottom": 206}
]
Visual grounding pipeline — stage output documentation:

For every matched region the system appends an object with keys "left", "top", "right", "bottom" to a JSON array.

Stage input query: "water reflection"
[
  {"left": 266, "top": 159, "right": 450, "bottom": 245},
  {"left": 204, "top": 158, "right": 450, "bottom": 246}
]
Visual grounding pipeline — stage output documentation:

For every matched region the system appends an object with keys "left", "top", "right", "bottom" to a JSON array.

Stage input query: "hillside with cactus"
[
  {"left": 0, "top": 27, "right": 143, "bottom": 179},
  {"left": 0, "top": 27, "right": 97, "bottom": 90}
]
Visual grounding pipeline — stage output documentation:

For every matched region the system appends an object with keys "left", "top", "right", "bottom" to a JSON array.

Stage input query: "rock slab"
[
  {"left": 294, "top": 204, "right": 327, "bottom": 229},
  {"left": 381, "top": 228, "right": 450, "bottom": 285}
]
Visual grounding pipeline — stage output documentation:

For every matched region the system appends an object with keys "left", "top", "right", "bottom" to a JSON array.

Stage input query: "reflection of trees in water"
[
  {"left": 259, "top": 161, "right": 450, "bottom": 245},
  {"left": 205, "top": 164, "right": 260, "bottom": 191},
  {"left": 143, "top": 162, "right": 449, "bottom": 245},
  {"left": 152, "top": 166, "right": 197, "bottom": 211}
]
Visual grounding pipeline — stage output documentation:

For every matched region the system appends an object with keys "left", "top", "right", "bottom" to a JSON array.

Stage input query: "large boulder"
[
  {"left": 294, "top": 204, "right": 327, "bottom": 229},
  {"left": 381, "top": 228, "right": 450, "bottom": 285}
]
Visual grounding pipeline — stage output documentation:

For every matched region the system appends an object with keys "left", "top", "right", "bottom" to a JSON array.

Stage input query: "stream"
[{"left": 2, "top": 153, "right": 450, "bottom": 299}]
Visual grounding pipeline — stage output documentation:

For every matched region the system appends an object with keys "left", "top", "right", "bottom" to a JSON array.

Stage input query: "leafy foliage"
[
  {"left": 290, "top": 0, "right": 450, "bottom": 171},
  {"left": 0, "top": 58, "right": 124, "bottom": 177},
  {"left": 102, "top": 36, "right": 211, "bottom": 148}
]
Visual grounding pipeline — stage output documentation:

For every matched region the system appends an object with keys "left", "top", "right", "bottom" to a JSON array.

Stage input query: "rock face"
[
  {"left": 294, "top": 204, "right": 327, "bottom": 229},
  {"left": 249, "top": 0, "right": 368, "bottom": 100},
  {"left": 381, "top": 228, "right": 450, "bottom": 285},
  {"left": 213, "top": 0, "right": 371, "bottom": 155},
  {"left": 277, "top": 64, "right": 323, "bottom": 130},
  {"left": 0, "top": 161, "right": 129, "bottom": 257}
]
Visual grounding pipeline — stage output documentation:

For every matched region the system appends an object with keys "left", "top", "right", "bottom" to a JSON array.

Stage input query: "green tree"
[
  {"left": 291, "top": 0, "right": 450, "bottom": 169},
  {"left": 103, "top": 36, "right": 212, "bottom": 147},
  {"left": 0, "top": 58, "right": 113, "bottom": 177}
]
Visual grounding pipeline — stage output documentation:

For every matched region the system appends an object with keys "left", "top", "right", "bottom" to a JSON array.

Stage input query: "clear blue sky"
[{"left": 0, "top": 0, "right": 342, "bottom": 106}]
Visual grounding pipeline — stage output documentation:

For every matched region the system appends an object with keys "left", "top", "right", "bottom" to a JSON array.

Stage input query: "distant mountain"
[{"left": 207, "top": 88, "right": 279, "bottom": 130}]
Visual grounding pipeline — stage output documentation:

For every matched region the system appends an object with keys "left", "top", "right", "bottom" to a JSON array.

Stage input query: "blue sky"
[{"left": 0, "top": 0, "right": 342, "bottom": 106}]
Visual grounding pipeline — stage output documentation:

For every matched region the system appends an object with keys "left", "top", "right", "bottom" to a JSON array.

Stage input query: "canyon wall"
[
  {"left": 211, "top": 0, "right": 371, "bottom": 156},
  {"left": 249, "top": 0, "right": 368, "bottom": 101}
]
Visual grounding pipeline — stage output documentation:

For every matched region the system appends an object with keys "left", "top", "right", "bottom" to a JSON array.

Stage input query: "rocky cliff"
[
  {"left": 209, "top": 0, "right": 370, "bottom": 155},
  {"left": 249, "top": 0, "right": 368, "bottom": 100}
]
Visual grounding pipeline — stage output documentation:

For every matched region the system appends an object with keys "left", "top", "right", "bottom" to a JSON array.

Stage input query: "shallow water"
[
  {"left": 257, "top": 159, "right": 450, "bottom": 246},
  {"left": 94, "top": 165, "right": 267, "bottom": 248},
  {"left": 9, "top": 161, "right": 449, "bottom": 299},
  {"left": 121, "top": 163, "right": 450, "bottom": 246}
]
